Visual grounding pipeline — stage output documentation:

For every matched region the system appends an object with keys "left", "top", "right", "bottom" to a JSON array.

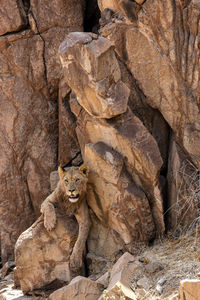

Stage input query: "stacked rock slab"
[{"left": 59, "top": 31, "right": 165, "bottom": 261}]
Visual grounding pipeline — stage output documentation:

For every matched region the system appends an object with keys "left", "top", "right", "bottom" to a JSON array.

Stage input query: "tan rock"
[
  {"left": 76, "top": 107, "right": 164, "bottom": 235},
  {"left": 59, "top": 32, "right": 130, "bottom": 118},
  {"left": 0, "top": 0, "right": 27, "bottom": 36},
  {"left": 48, "top": 276, "right": 104, "bottom": 300},
  {"left": 97, "top": 0, "right": 118, "bottom": 12},
  {"left": 0, "top": 0, "right": 85, "bottom": 261},
  {"left": 179, "top": 279, "right": 200, "bottom": 300},
  {"left": 99, "top": 283, "right": 136, "bottom": 300},
  {"left": 14, "top": 215, "right": 78, "bottom": 294},
  {"left": 125, "top": 0, "right": 200, "bottom": 167},
  {"left": 0, "top": 29, "right": 57, "bottom": 263},
  {"left": 96, "top": 271, "right": 110, "bottom": 288},
  {"left": 81, "top": 109, "right": 162, "bottom": 189},
  {"left": 84, "top": 142, "right": 156, "bottom": 246},
  {"left": 58, "top": 79, "right": 80, "bottom": 166},
  {"left": 29, "top": 0, "right": 84, "bottom": 33},
  {"left": 87, "top": 211, "right": 122, "bottom": 262},
  {"left": 98, "top": 252, "right": 143, "bottom": 300}
]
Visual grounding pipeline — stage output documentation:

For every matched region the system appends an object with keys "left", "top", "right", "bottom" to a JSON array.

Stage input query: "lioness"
[{"left": 40, "top": 164, "right": 90, "bottom": 271}]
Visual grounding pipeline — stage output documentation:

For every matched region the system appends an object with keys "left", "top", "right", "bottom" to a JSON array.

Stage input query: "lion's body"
[{"left": 40, "top": 165, "right": 90, "bottom": 272}]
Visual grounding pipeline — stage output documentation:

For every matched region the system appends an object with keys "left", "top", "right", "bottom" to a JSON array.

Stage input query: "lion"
[{"left": 40, "top": 164, "right": 90, "bottom": 272}]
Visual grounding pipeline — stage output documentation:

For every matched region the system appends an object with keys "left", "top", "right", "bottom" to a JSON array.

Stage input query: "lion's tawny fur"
[{"left": 40, "top": 164, "right": 90, "bottom": 271}]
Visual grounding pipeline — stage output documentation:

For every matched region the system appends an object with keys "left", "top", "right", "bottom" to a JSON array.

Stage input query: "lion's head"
[{"left": 58, "top": 164, "right": 89, "bottom": 203}]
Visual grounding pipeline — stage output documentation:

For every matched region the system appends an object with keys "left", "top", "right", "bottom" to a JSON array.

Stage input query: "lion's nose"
[{"left": 69, "top": 188, "right": 75, "bottom": 193}]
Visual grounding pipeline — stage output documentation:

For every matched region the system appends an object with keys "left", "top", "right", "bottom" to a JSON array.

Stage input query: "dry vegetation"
[{"left": 135, "top": 231, "right": 200, "bottom": 299}]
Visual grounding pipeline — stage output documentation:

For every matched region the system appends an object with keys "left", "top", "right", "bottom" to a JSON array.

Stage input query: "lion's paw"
[
  {"left": 44, "top": 213, "right": 56, "bottom": 231},
  {"left": 41, "top": 203, "right": 57, "bottom": 231},
  {"left": 70, "top": 252, "right": 82, "bottom": 271}
]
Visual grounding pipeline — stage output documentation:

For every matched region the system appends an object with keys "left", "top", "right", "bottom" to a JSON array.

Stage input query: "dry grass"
[{"left": 136, "top": 230, "right": 200, "bottom": 299}]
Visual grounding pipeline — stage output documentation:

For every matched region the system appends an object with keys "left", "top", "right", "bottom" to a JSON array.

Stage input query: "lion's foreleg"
[
  {"left": 70, "top": 201, "right": 90, "bottom": 270},
  {"left": 40, "top": 195, "right": 57, "bottom": 231}
]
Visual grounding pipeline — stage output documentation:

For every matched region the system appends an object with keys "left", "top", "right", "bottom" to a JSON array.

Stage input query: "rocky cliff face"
[{"left": 0, "top": 0, "right": 199, "bottom": 279}]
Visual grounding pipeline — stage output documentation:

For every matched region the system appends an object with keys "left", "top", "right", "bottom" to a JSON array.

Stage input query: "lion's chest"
[{"left": 55, "top": 199, "right": 81, "bottom": 217}]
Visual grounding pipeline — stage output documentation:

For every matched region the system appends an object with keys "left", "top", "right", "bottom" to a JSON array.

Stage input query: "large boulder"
[
  {"left": 85, "top": 142, "right": 156, "bottom": 246},
  {"left": 59, "top": 32, "right": 130, "bottom": 119},
  {"left": 72, "top": 105, "right": 165, "bottom": 235},
  {"left": 15, "top": 215, "right": 78, "bottom": 294},
  {"left": 49, "top": 276, "right": 104, "bottom": 300}
]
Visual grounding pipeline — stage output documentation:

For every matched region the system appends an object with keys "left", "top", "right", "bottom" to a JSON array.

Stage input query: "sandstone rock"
[
  {"left": 98, "top": 0, "right": 143, "bottom": 22},
  {"left": 0, "top": 262, "right": 15, "bottom": 279},
  {"left": 84, "top": 141, "right": 156, "bottom": 247},
  {"left": 179, "top": 279, "right": 200, "bottom": 300},
  {"left": 15, "top": 215, "right": 78, "bottom": 294},
  {"left": 58, "top": 79, "right": 80, "bottom": 166},
  {"left": 98, "top": 252, "right": 143, "bottom": 300},
  {"left": 96, "top": 271, "right": 110, "bottom": 288},
  {"left": 29, "top": 0, "right": 84, "bottom": 33},
  {"left": 48, "top": 276, "right": 104, "bottom": 300},
  {"left": 125, "top": 0, "right": 200, "bottom": 167},
  {"left": 79, "top": 109, "right": 163, "bottom": 190},
  {"left": 0, "top": 0, "right": 85, "bottom": 262},
  {"left": 100, "top": 1, "right": 200, "bottom": 167},
  {"left": 59, "top": 32, "right": 130, "bottom": 118},
  {"left": 75, "top": 107, "right": 164, "bottom": 235},
  {"left": 0, "top": 0, "right": 27, "bottom": 36},
  {"left": 0, "top": 29, "right": 58, "bottom": 263},
  {"left": 167, "top": 136, "right": 199, "bottom": 230},
  {"left": 87, "top": 210, "right": 122, "bottom": 262}
]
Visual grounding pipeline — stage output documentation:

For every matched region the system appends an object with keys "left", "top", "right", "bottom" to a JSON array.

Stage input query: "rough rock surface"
[
  {"left": 49, "top": 276, "right": 104, "bottom": 300},
  {"left": 0, "top": 0, "right": 27, "bottom": 36},
  {"left": 59, "top": 32, "right": 130, "bottom": 119},
  {"left": 58, "top": 80, "right": 80, "bottom": 166},
  {"left": 14, "top": 215, "right": 78, "bottom": 294},
  {"left": 0, "top": 0, "right": 200, "bottom": 297},
  {"left": 0, "top": 0, "right": 84, "bottom": 263},
  {"left": 179, "top": 279, "right": 200, "bottom": 300},
  {"left": 84, "top": 142, "right": 155, "bottom": 245},
  {"left": 29, "top": 0, "right": 84, "bottom": 33},
  {"left": 126, "top": 1, "right": 199, "bottom": 168}
]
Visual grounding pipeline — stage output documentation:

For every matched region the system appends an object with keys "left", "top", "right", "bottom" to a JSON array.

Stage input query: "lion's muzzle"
[{"left": 68, "top": 193, "right": 80, "bottom": 203}]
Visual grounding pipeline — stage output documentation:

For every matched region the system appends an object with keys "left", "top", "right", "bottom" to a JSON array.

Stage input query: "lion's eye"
[
  {"left": 65, "top": 179, "right": 68, "bottom": 183},
  {"left": 75, "top": 179, "right": 79, "bottom": 182}
]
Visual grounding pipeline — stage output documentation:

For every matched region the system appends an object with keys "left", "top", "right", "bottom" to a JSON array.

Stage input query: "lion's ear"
[
  {"left": 58, "top": 166, "right": 65, "bottom": 179},
  {"left": 79, "top": 164, "right": 89, "bottom": 177}
]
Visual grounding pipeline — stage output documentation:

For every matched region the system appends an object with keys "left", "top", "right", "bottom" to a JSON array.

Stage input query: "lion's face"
[{"left": 58, "top": 164, "right": 89, "bottom": 203}]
